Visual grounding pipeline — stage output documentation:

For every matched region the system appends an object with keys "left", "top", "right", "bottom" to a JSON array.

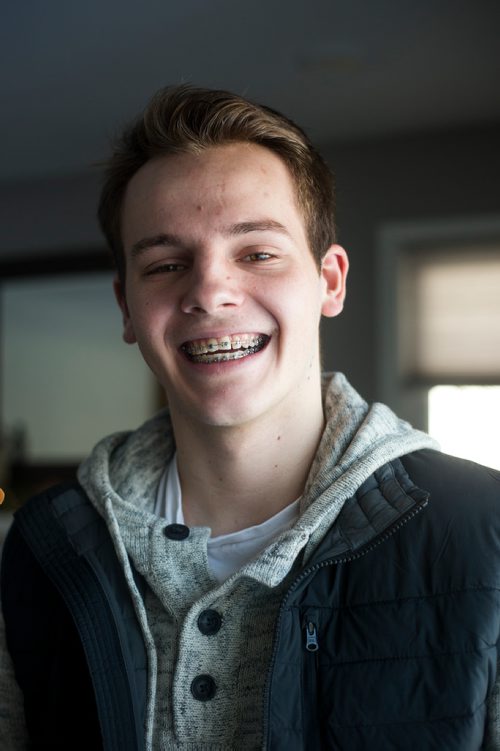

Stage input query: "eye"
[
  {"left": 145, "top": 262, "right": 187, "bottom": 275},
  {"left": 243, "top": 251, "right": 274, "bottom": 262}
]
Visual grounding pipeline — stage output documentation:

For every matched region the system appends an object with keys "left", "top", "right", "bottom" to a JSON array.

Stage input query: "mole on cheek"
[{"left": 196, "top": 205, "right": 203, "bottom": 211}]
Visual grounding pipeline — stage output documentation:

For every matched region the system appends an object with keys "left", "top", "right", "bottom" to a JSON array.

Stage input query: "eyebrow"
[
  {"left": 130, "top": 233, "right": 182, "bottom": 258},
  {"left": 225, "top": 219, "right": 291, "bottom": 238},
  {"left": 129, "top": 219, "right": 291, "bottom": 258}
]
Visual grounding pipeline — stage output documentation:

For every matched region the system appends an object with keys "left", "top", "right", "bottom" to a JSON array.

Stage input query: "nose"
[{"left": 180, "top": 257, "right": 244, "bottom": 315}]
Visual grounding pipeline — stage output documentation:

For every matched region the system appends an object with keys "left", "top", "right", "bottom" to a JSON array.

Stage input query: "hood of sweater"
[{"left": 78, "top": 372, "right": 438, "bottom": 583}]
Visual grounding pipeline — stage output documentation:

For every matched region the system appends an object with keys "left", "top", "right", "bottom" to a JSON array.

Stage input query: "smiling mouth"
[{"left": 181, "top": 333, "right": 270, "bottom": 364}]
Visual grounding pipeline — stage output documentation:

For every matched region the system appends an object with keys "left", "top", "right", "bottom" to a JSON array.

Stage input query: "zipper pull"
[{"left": 305, "top": 621, "right": 319, "bottom": 652}]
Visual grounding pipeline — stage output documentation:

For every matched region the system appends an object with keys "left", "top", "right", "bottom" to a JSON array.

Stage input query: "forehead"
[{"left": 121, "top": 143, "right": 305, "bottom": 240}]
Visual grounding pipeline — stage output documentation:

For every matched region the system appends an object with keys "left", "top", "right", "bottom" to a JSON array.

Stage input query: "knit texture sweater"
[{"left": 74, "top": 373, "right": 437, "bottom": 749}]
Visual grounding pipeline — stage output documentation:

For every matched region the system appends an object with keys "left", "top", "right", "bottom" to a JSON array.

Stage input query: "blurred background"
[{"left": 1, "top": 0, "right": 499, "bottom": 518}]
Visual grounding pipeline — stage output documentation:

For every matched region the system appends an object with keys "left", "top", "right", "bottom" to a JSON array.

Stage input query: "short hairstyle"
[{"left": 98, "top": 84, "right": 337, "bottom": 280}]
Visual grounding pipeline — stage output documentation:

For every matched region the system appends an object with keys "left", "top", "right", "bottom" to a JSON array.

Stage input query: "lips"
[{"left": 181, "top": 333, "right": 270, "bottom": 363}]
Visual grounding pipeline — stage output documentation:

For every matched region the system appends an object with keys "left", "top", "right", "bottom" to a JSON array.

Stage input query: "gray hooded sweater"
[
  {"left": 75, "top": 373, "right": 438, "bottom": 750},
  {"left": 7, "top": 372, "right": 493, "bottom": 750}
]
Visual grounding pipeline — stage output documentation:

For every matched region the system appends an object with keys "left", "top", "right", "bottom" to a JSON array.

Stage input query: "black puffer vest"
[
  {"left": 1, "top": 484, "right": 148, "bottom": 750},
  {"left": 2, "top": 449, "right": 499, "bottom": 750}
]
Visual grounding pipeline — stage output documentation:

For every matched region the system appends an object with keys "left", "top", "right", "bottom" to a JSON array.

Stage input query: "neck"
[{"left": 172, "top": 388, "right": 325, "bottom": 537}]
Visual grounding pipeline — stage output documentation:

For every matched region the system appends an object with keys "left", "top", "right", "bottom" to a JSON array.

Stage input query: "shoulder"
[
  {"left": 19, "top": 481, "right": 93, "bottom": 515},
  {"left": 1, "top": 483, "right": 98, "bottom": 584},
  {"left": 400, "top": 448, "right": 500, "bottom": 514},
  {"left": 397, "top": 449, "right": 500, "bottom": 584},
  {"left": 10, "top": 482, "right": 97, "bottom": 539}
]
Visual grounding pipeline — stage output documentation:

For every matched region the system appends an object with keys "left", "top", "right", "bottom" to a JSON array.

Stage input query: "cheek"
[
  {"left": 271, "top": 297, "right": 322, "bottom": 357},
  {"left": 127, "top": 293, "right": 162, "bottom": 332},
  {"left": 275, "top": 279, "right": 323, "bottom": 327}
]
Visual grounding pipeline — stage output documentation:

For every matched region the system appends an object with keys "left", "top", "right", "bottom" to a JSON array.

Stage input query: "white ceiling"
[{"left": 1, "top": 0, "right": 499, "bottom": 181}]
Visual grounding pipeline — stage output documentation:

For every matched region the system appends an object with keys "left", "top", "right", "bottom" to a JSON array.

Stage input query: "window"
[
  {"left": 2, "top": 273, "right": 155, "bottom": 462},
  {"left": 428, "top": 385, "right": 500, "bottom": 470},
  {"left": 398, "top": 247, "right": 500, "bottom": 383},
  {"left": 0, "top": 252, "right": 158, "bottom": 506},
  {"left": 378, "top": 216, "right": 500, "bottom": 469}
]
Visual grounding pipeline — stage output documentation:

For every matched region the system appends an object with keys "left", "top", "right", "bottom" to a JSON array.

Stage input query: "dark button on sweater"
[
  {"left": 191, "top": 674, "right": 217, "bottom": 701},
  {"left": 197, "top": 609, "right": 222, "bottom": 635},
  {"left": 163, "top": 523, "right": 190, "bottom": 540}
]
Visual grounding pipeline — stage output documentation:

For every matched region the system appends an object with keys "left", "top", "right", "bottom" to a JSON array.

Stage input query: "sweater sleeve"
[{"left": 0, "top": 608, "right": 29, "bottom": 749}]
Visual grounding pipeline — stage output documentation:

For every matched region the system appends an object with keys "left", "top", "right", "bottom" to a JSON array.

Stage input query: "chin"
[{"left": 179, "top": 397, "right": 267, "bottom": 430}]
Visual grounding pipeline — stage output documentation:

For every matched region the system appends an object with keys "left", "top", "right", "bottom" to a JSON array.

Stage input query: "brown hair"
[{"left": 98, "top": 84, "right": 337, "bottom": 280}]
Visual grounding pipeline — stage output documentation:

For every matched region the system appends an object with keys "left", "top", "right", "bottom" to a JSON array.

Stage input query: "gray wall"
[
  {"left": 0, "top": 173, "right": 102, "bottom": 258},
  {"left": 320, "top": 124, "right": 500, "bottom": 402}
]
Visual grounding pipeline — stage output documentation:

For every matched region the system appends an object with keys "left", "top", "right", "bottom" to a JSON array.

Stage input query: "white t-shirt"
[{"left": 154, "top": 454, "right": 300, "bottom": 583}]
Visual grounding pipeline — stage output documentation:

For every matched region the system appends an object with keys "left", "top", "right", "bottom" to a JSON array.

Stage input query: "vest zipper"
[
  {"left": 305, "top": 621, "right": 319, "bottom": 652},
  {"left": 261, "top": 498, "right": 427, "bottom": 749},
  {"left": 303, "top": 616, "right": 320, "bottom": 745}
]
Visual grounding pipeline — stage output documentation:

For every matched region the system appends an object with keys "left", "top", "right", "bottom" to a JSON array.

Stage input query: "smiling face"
[{"left": 117, "top": 143, "right": 347, "bottom": 432}]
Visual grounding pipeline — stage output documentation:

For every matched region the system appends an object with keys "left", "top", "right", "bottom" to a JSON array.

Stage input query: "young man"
[{"left": 1, "top": 85, "right": 499, "bottom": 750}]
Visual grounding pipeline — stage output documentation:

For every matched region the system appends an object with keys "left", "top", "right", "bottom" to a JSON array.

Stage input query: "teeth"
[
  {"left": 193, "top": 350, "right": 250, "bottom": 363},
  {"left": 182, "top": 333, "right": 269, "bottom": 363},
  {"left": 184, "top": 334, "right": 263, "bottom": 354}
]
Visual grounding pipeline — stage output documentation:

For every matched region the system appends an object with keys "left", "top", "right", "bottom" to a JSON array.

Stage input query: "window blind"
[{"left": 398, "top": 246, "right": 500, "bottom": 382}]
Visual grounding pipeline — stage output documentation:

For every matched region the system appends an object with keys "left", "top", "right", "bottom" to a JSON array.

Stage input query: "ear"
[
  {"left": 320, "top": 245, "right": 349, "bottom": 318},
  {"left": 113, "top": 276, "right": 137, "bottom": 344}
]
